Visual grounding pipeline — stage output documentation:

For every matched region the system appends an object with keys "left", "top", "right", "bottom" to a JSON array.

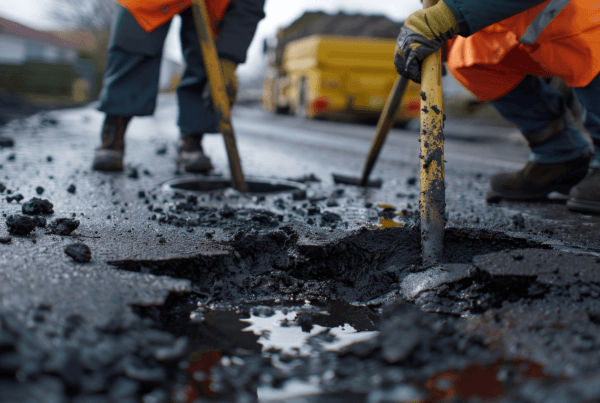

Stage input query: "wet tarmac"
[{"left": 0, "top": 95, "right": 600, "bottom": 402}]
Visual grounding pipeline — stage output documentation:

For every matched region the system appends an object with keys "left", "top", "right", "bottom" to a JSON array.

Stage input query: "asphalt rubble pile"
[{"left": 0, "top": 308, "right": 187, "bottom": 403}]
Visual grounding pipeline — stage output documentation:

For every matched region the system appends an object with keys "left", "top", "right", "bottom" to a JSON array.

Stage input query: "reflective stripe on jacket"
[
  {"left": 448, "top": 0, "right": 600, "bottom": 101},
  {"left": 115, "top": 0, "right": 230, "bottom": 33}
]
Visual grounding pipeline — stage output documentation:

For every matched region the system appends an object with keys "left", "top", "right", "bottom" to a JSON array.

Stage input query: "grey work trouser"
[{"left": 98, "top": 5, "right": 218, "bottom": 135}]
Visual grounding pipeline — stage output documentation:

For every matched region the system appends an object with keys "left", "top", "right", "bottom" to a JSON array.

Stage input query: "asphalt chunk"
[
  {"left": 322, "top": 211, "right": 342, "bottom": 223},
  {"left": 128, "top": 167, "right": 139, "bottom": 179},
  {"left": 35, "top": 186, "right": 44, "bottom": 195},
  {"left": 6, "top": 194, "right": 23, "bottom": 203},
  {"left": 22, "top": 198, "right": 54, "bottom": 215},
  {"left": 32, "top": 216, "right": 47, "bottom": 228},
  {"left": 67, "top": 184, "right": 76, "bottom": 194},
  {"left": 64, "top": 243, "right": 91, "bottom": 263},
  {"left": 49, "top": 218, "right": 80, "bottom": 236},
  {"left": 6, "top": 215, "right": 36, "bottom": 235},
  {"left": 0, "top": 236, "right": 11, "bottom": 244}
]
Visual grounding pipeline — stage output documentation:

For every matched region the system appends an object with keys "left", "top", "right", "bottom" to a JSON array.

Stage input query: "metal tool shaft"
[
  {"left": 191, "top": 0, "right": 248, "bottom": 193},
  {"left": 359, "top": 75, "right": 410, "bottom": 186},
  {"left": 420, "top": 0, "right": 446, "bottom": 265}
]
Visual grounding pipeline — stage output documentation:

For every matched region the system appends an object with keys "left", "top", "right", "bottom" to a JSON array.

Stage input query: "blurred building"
[{"left": 0, "top": 17, "right": 79, "bottom": 66}]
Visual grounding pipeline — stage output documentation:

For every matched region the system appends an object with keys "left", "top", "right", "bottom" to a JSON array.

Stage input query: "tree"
[{"left": 50, "top": 0, "right": 116, "bottom": 32}]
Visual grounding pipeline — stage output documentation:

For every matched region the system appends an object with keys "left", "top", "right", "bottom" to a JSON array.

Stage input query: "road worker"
[
  {"left": 394, "top": 0, "right": 600, "bottom": 214},
  {"left": 93, "top": 0, "right": 265, "bottom": 173}
]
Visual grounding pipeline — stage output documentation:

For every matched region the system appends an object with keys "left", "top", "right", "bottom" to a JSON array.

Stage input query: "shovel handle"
[
  {"left": 191, "top": 0, "right": 248, "bottom": 193},
  {"left": 359, "top": 75, "right": 410, "bottom": 187},
  {"left": 420, "top": 0, "right": 446, "bottom": 265}
]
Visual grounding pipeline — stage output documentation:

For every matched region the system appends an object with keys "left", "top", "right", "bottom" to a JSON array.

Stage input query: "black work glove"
[{"left": 394, "top": 0, "right": 459, "bottom": 83}]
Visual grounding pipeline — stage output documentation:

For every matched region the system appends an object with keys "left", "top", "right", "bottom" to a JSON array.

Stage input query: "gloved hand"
[
  {"left": 220, "top": 58, "right": 238, "bottom": 106},
  {"left": 394, "top": 1, "right": 459, "bottom": 83}
]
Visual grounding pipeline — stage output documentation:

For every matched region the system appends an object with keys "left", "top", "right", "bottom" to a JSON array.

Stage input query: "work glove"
[
  {"left": 394, "top": 0, "right": 459, "bottom": 83},
  {"left": 220, "top": 58, "right": 238, "bottom": 107}
]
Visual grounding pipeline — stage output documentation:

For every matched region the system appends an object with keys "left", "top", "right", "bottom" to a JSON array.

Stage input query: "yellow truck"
[{"left": 263, "top": 34, "right": 421, "bottom": 126}]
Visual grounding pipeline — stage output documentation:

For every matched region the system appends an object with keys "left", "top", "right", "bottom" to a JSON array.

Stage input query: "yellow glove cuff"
[{"left": 405, "top": 0, "right": 460, "bottom": 41}]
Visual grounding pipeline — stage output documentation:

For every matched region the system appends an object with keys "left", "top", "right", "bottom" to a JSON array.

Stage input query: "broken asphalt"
[{"left": 0, "top": 94, "right": 600, "bottom": 402}]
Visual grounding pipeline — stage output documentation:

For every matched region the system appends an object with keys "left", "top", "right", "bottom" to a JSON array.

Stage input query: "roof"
[
  {"left": 275, "top": 12, "right": 404, "bottom": 67},
  {"left": 0, "top": 17, "right": 79, "bottom": 49}
]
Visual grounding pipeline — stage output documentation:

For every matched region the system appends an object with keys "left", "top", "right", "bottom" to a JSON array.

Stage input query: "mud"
[{"left": 64, "top": 243, "right": 92, "bottom": 263}]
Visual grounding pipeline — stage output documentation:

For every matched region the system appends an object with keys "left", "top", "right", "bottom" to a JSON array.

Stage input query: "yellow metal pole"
[
  {"left": 191, "top": 0, "right": 248, "bottom": 193},
  {"left": 420, "top": 0, "right": 445, "bottom": 264}
]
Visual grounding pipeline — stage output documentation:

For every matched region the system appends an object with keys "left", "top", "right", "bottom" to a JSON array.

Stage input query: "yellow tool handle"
[
  {"left": 191, "top": 0, "right": 248, "bottom": 193},
  {"left": 359, "top": 75, "right": 410, "bottom": 187},
  {"left": 420, "top": 0, "right": 446, "bottom": 265}
]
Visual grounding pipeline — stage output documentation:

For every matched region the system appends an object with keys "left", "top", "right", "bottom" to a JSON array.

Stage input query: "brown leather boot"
[
  {"left": 92, "top": 116, "right": 131, "bottom": 171},
  {"left": 567, "top": 168, "right": 600, "bottom": 214},
  {"left": 486, "top": 156, "right": 591, "bottom": 203},
  {"left": 177, "top": 134, "right": 213, "bottom": 173},
  {"left": 486, "top": 116, "right": 591, "bottom": 203}
]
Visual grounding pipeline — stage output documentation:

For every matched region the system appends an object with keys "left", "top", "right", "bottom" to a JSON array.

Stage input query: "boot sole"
[
  {"left": 92, "top": 162, "right": 123, "bottom": 172},
  {"left": 486, "top": 165, "right": 590, "bottom": 204},
  {"left": 486, "top": 184, "right": 574, "bottom": 204},
  {"left": 567, "top": 198, "right": 600, "bottom": 214}
]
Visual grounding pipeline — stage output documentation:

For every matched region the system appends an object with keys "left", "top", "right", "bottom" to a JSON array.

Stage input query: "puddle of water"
[
  {"left": 184, "top": 303, "right": 379, "bottom": 401},
  {"left": 241, "top": 310, "right": 379, "bottom": 355}
]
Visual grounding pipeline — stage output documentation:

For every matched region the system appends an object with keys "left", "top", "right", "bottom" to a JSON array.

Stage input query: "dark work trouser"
[
  {"left": 492, "top": 74, "right": 600, "bottom": 166},
  {"left": 98, "top": 5, "right": 218, "bottom": 135}
]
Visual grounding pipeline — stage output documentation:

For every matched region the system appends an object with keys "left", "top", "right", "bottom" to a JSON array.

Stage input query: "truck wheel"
[
  {"left": 297, "top": 77, "right": 309, "bottom": 118},
  {"left": 275, "top": 105, "right": 290, "bottom": 115},
  {"left": 394, "top": 119, "right": 410, "bottom": 129}
]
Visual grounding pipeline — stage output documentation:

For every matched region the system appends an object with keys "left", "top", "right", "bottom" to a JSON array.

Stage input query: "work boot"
[
  {"left": 486, "top": 115, "right": 591, "bottom": 203},
  {"left": 567, "top": 169, "right": 600, "bottom": 214},
  {"left": 177, "top": 134, "right": 213, "bottom": 173},
  {"left": 486, "top": 156, "right": 591, "bottom": 203},
  {"left": 92, "top": 116, "right": 131, "bottom": 171}
]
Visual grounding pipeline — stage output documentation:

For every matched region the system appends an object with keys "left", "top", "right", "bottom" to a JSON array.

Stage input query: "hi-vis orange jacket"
[
  {"left": 446, "top": 0, "right": 600, "bottom": 101},
  {"left": 116, "top": 0, "right": 231, "bottom": 33}
]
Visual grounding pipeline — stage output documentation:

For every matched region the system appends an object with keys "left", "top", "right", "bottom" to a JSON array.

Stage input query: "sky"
[{"left": 0, "top": 0, "right": 422, "bottom": 79}]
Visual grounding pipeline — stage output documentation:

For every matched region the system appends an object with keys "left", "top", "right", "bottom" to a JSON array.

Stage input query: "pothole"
[
  {"left": 112, "top": 225, "right": 551, "bottom": 306},
  {"left": 162, "top": 177, "right": 306, "bottom": 195},
  {"left": 122, "top": 225, "right": 600, "bottom": 402}
]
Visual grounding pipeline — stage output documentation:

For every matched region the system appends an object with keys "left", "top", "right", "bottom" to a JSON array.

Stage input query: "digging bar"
[
  {"left": 332, "top": 75, "right": 410, "bottom": 188},
  {"left": 191, "top": 0, "right": 248, "bottom": 193},
  {"left": 420, "top": 0, "right": 446, "bottom": 264}
]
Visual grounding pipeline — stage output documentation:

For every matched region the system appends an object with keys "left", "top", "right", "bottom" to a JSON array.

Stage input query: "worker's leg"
[
  {"left": 98, "top": 5, "right": 170, "bottom": 116},
  {"left": 567, "top": 73, "right": 600, "bottom": 213},
  {"left": 491, "top": 75, "right": 591, "bottom": 164},
  {"left": 486, "top": 75, "right": 591, "bottom": 202},
  {"left": 175, "top": 8, "right": 217, "bottom": 173},
  {"left": 177, "top": 8, "right": 219, "bottom": 135},
  {"left": 94, "top": 6, "right": 170, "bottom": 171}
]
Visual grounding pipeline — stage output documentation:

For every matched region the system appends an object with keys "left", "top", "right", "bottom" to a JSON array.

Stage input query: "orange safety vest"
[
  {"left": 448, "top": 0, "right": 600, "bottom": 101},
  {"left": 116, "top": 0, "right": 231, "bottom": 33}
]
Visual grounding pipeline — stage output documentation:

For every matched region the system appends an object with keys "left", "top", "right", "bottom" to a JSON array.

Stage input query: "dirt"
[{"left": 64, "top": 243, "right": 92, "bottom": 263}]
